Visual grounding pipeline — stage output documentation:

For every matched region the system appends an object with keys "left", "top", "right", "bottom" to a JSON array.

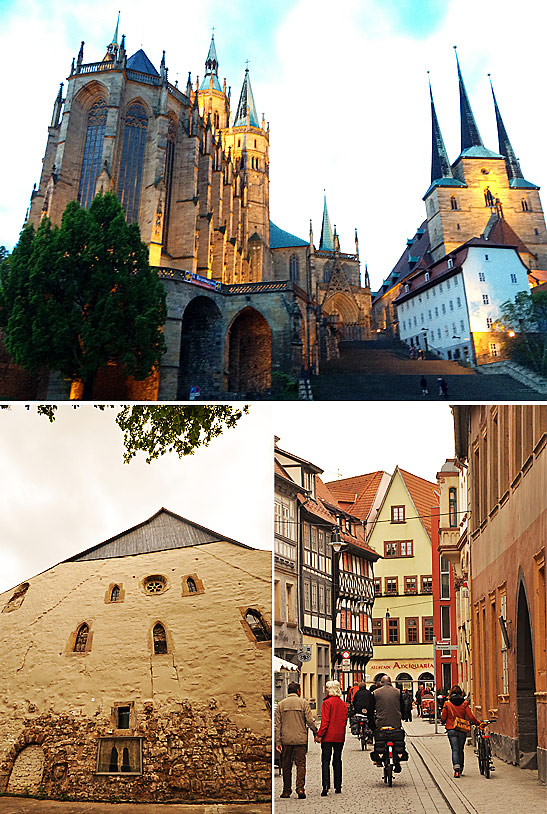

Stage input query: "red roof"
[
  {"left": 398, "top": 468, "right": 439, "bottom": 537},
  {"left": 326, "top": 471, "right": 386, "bottom": 520}
]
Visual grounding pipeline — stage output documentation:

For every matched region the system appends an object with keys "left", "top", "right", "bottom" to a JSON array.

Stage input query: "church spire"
[
  {"left": 454, "top": 46, "right": 483, "bottom": 151},
  {"left": 51, "top": 82, "right": 63, "bottom": 127},
  {"left": 489, "top": 74, "right": 527, "bottom": 185},
  {"left": 199, "top": 32, "right": 222, "bottom": 91},
  {"left": 107, "top": 11, "right": 120, "bottom": 54},
  {"left": 234, "top": 66, "right": 259, "bottom": 127},
  {"left": 319, "top": 194, "right": 334, "bottom": 251},
  {"left": 428, "top": 72, "right": 452, "bottom": 182}
]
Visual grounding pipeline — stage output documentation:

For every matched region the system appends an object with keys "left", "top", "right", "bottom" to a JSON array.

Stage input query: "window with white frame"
[
  {"left": 483, "top": 294, "right": 489, "bottom": 304},
  {"left": 510, "top": 273, "right": 518, "bottom": 283},
  {"left": 490, "top": 343, "right": 498, "bottom": 357},
  {"left": 486, "top": 317, "right": 493, "bottom": 329},
  {"left": 479, "top": 272, "right": 486, "bottom": 282}
]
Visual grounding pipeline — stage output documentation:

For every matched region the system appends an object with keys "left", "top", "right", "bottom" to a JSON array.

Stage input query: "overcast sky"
[
  {"left": 274, "top": 402, "right": 455, "bottom": 484},
  {"left": 0, "top": 404, "right": 273, "bottom": 594},
  {"left": 1, "top": 0, "right": 545, "bottom": 291}
]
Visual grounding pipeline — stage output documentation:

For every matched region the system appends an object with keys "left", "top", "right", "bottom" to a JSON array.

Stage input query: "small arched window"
[
  {"left": 522, "top": 198, "right": 529, "bottom": 212},
  {"left": 289, "top": 253, "right": 299, "bottom": 282},
  {"left": 245, "top": 609, "right": 270, "bottom": 642},
  {"left": 187, "top": 577, "right": 197, "bottom": 593},
  {"left": 109, "top": 746, "right": 119, "bottom": 773},
  {"left": 450, "top": 196, "right": 458, "bottom": 211},
  {"left": 153, "top": 623, "right": 168, "bottom": 654},
  {"left": 74, "top": 623, "right": 89, "bottom": 653},
  {"left": 121, "top": 747, "right": 131, "bottom": 772},
  {"left": 449, "top": 487, "right": 458, "bottom": 527},
  {"left": 110, "top": 585, "right": 120, "bottom": 602}
]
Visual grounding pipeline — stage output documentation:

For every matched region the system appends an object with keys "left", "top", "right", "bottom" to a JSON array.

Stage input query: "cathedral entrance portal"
[
  {"left": 226, "top": 307, "right": 271, "bottom": 396},
  {"left": 322, "top": 292, "right": 364, "bottom": 340},
  {"left": 516, "top": 580, "right": 537, "bottom": 768},
  {"left": 178, "top": 296, "right": 223, "bottom": 400}
]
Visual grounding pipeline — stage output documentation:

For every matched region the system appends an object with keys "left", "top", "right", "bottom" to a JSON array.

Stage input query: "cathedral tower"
[{"left": 424, "top": 50, "right": 547, "bottom": 272}]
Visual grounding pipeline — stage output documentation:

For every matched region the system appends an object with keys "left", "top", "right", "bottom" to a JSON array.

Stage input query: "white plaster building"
[{"left": 395, "top": 239, "right": 530, "bottom": 364}]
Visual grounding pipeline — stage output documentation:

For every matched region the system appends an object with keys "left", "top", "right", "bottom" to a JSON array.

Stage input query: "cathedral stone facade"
[
  {"left": 2, "top": 24, "right": 371, "bottom": 400},
  {"left": 0, "top": 509, "right": 271, "bottom": 803}
]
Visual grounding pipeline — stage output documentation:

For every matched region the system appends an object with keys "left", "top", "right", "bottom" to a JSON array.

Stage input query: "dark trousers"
[
  {"left": 321, "top": 741, "right": 344, "bottom": 790},
  {"left": 281, "top": 744, "right": 307, "bottom": 793}
]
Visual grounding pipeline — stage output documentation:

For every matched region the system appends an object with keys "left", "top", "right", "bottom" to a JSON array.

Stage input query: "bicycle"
[
  {"left": 475, "top": 719, "right": 496, "bottom": 778},
  {"left": 371, "top": 727, "right": 407, "bottom": 787},
  {"left": 354, "top": 713, "right": 372, "bottom": 751}
]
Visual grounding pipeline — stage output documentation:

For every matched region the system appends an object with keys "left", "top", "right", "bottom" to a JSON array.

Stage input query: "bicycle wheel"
[
  {"left": 387, "top": 764, "right": 393, "bottom": 786},
  {"left": 484, "top": 742, "right": 491, "bottom": 779},
  {"left": 477, "top": 738, "right": 485, "bottom": 775}
]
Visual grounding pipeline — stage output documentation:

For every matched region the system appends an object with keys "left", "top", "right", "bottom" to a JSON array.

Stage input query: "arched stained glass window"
[
  {"left": 153, "top": 623, "right": 167, "bottom": 654},
  {"left": 117, "top": 102, "right": 148, "bottom": 223},
  {"left": 187, "top": 577, "right": 197, "bottom": 593},
  {"left": 74, "top": 623, "right": 89, "bottom": 652},
  {"left": 245, "top": 609, "right": 270, "bottom": 642},
  {"left": 78, "top": 98, "right": 107, "bottom": 209},
  {"left": 162, "top": 117, "right": 176, "bottom": 248},
  {"left": 289, "top": 253, "right": 299, "bottom": 282},
  {"left": 111, "top": 585, "right": 120, "bottom": 602}
]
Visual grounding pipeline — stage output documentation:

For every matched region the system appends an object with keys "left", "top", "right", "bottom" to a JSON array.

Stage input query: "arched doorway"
[
  {"left": 178, "top": 296, "right": 223, "bottom": 399},
  {"left": 7, "top": 745, "right": 45, "bottom": 794},
  {"left": 516, "top": 581, "right": 537, "bottom": 768},
  {"left": 226, "top": 307, "right": 271, "bottom": 396},
  {"left": 418, "top": 671, "right": 434, "bottom": 689},
  {"left": 395, "top": 672, "right": 413, "bottom": 690}
]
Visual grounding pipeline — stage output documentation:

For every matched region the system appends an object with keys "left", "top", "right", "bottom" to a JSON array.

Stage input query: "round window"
[{"left": 143, "top": 575, "right": 167, "bottom": 595}]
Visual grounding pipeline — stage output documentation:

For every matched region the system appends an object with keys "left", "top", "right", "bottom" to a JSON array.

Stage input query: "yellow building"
[
  {"left": 0, "top": 509, "right": 271, "bottom": 803},
  {"left": 366, "top": 467, "right": 439, "bottom": 691}
]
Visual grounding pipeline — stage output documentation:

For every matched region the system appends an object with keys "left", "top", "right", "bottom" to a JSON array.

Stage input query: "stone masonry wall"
[{"left": 0, "top": 701, "right": 270, "bottom": 802}]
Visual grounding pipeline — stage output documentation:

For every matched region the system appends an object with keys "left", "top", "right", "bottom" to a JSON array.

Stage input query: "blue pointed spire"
[
  {"left": 489, "top": 75, "right": 536, "bottom": 188},
  {"left": 107, "top": 11, "right": 120, "bottom": 53},
  {"left": 428, "top": 72, "right": 453, "bottom": 182},
  {"left": 319, "top": 194, "right": 334, "bottom": 251},
  {"left": 234, "top": 67, "right": 259, "bottom": 127},
  {"left": 200, "top": 32, "right": 222, "bottom": 91},
  {"left": 454, "top": 46, "right": 483, "bottom": 151}
]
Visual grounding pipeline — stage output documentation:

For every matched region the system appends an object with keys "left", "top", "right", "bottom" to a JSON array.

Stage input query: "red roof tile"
[
  {"left": 398, "top": 468, "right": 439, "bottom": 537},
  {"left": 326, "top": 471, "right": 386, "bottom": 521}
]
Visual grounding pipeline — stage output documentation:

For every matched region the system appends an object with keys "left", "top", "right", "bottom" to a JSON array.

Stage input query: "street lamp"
[
  {"left": 329, "top": 528, "right": 345, "bottom": 553},
  {"left": 385, "top": 609, "right": 390, "bottom": 619}
]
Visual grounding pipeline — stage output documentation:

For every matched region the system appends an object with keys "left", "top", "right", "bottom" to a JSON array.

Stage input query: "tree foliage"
[
  {"left": 495, "top": 290, "right": 547, "bottom": 376},
  {"left": 0, "top": 194, "right": 166, "bottom": 398},
  {"left": 2, "top": 404, "right": 249, "bottom": 462}
]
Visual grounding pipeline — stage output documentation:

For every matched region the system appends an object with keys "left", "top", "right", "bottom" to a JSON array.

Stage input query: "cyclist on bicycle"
[
  {"left": 440, "top": 684, "right": 480, "bottom": 778},
  {"left": 352, "top": 681, "right": 372, "bottom": 717},
  {"left": 369, "top": 675, "right": 407, "bottom": 771}
]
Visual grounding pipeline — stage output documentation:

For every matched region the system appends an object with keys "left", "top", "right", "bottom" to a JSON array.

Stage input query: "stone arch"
[
  {"left": 322, "top": 291, "right": 360, "bottom": 327},
  {"left": 516, "top": 574, "right": 537, "bottom": 768},
  {"left": 177, "top": 296, "right": 223, "bottom": 399},
  {"left": 6, "top": 744, "right": 45, "bottom": 794},
  {"left": 225, "top": 307, "right": 271, "bottom": 396}
]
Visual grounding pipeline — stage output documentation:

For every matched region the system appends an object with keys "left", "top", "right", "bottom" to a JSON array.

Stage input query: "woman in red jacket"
[
  {"left": 315, "top": 680, "right": 348, "bottom": 795},
  {"left": 440, "top": 685, "right": 481, "bottom": 777}
]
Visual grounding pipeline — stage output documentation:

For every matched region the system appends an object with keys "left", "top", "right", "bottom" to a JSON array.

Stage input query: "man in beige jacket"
[{"left": 275, "top": 681, "right": 318, "bottom": 798}]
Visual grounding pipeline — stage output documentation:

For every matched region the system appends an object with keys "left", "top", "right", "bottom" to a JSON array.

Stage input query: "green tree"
[
  {"left": 11, "top": 404, "right": 249, "bottom": 463},
  {"left": 495, "top": 290, "right": 547, "bottom": 375},
  {"left": 0, "top": 194, "right": 166, "bottom": 398}
]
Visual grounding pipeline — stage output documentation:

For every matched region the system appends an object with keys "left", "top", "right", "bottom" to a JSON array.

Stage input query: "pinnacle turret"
[
  {"left": 489, "top": 75, "right": 536, "bottom": 188},
  {"left": 454, "top": 46, "right": 483, "bottom": 151},
  {"left": 199, "top": 34, "right": 222, "bottom": 92}
]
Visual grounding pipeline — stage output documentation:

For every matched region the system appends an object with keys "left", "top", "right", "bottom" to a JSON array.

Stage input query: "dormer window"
[
  {"left": 404, "top": 284, "right": 409, "bottom": 293},
  {"left": 424, "top": 272, "right": 430, "bottom": 282},
  {"left": 447, "top": 259, "right": 454, "bottom": 269}
]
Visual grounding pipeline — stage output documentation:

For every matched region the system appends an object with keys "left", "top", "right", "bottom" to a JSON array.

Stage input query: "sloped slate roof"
[
  {"left": 126, "top": 49, "right": 159, "bottom": 76},
  {"left": 66, "top": 508, "right": 250, "bottom": 561},
  {"left": 270, "top": 221, "right": 308, "bottom": 249},
  {"left": 372, "top": 221, "right": 431, "bottom": 303}
]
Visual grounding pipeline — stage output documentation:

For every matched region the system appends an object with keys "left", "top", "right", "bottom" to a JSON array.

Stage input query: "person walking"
[
  {"left": 315, "top": 680, "right": 348, "bottom": 796},
  {"left": 420, "top": 375, "right": 428, "bottom": 396},
  {"left": 440, "top": 685, "right": 481, "bottom": 777},
  {"left": 401, "top": 688, "right": 413, "bottom": 722},
  {"left": 440, "top": 377, "right": 449, "bottom": 398},
  {"left": 415, "top": 683, "right": 424, "bottom": 717},
  {"left": 275, "top": 681, "right": 318, "bottom": 799}
]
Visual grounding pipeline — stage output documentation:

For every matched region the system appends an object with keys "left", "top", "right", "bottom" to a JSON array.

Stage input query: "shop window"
[{"left": 96, "top": 738, "right": 142, "bottom": 775}]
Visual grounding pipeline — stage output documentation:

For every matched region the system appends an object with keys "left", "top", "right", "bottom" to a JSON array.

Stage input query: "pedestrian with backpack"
[{"left": 440, "top": 685, "right": 481, "bottom": 777}]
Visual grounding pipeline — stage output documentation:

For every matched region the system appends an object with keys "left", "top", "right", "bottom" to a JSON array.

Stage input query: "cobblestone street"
[{"left": 275, "top": 716, "right": 546, "bottom": 813}]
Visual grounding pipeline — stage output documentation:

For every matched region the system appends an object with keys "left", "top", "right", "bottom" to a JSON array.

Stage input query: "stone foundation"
[{"left": 0, "top": 701, "right": 271, "bottom": 803}]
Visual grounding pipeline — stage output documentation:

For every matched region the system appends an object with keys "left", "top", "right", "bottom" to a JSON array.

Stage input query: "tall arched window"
[
  {"left": 117, "top": 102, "right": 148, "bottom": 223},
  {"left": 245, "top": 609, "right": 270, "bottom": 642},
  {"left": 289, "top": 253, "right": 299, "bottom": 282},
  {"left": 74, "top": 623, "right": 89, "bottom": 652},
  {"left": 450, "top": 196, "right": 458, "bottom": 211},
  {"left": 110, "top": 585, "right": 120, "bottom": 602},
  {"left": 187, "top": 577, "right": 197, "bottom": 593},
  {"left": 153, "top": 623, "right": 167, "bottom": 654},
  {"left": 162, "top": 116, "right": 176, "bottom": 248},
  {"left": 449, "top": 487, "right": 457, "bottom": 527},
  {"left": 109, "top": 746, "right": 119, "bottom": 773},
  {"left": 78, "top": 98, "right": 107, "bottom": 209}
]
